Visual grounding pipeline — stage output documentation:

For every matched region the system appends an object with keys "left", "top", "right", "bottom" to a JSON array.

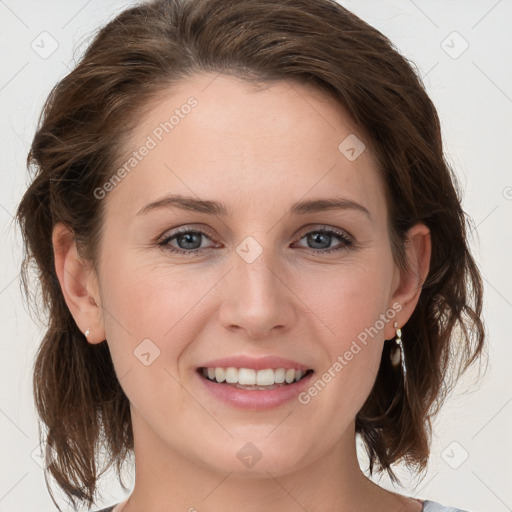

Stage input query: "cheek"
[
  {"left": 98, "top": 255, "right": 225, "bottom": 383},
  {"left": 298, "top": 256, "right": 393, "bottom": 403},
  {"left": 100, "top": 256, "right": 209, "bottom": 338},
  {"left": 100, "top": 236, "right": 393, "bottom": 395},
  {"left": 98, "top": 261, "right": 202, "bottom": 420},
  {"left": 305, "top": 258, "right": 393, "bottom": 343},
  {"left": 294, "top": 274, "right": 389, "bottom": 431}
]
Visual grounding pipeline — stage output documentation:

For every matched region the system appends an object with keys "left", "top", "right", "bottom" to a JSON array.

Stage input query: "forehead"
[{"left": 104, "top": 73, "right": 385, "bottom": 219}]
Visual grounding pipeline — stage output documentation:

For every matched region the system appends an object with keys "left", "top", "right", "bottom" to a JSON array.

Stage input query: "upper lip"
[{"left": 198, "top": 355, "right": 313, "bottom": 372}]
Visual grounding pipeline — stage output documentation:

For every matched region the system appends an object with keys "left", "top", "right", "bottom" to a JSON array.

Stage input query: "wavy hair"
[{"left": 16, "top": 0, "right": 485, "bottom": 509}]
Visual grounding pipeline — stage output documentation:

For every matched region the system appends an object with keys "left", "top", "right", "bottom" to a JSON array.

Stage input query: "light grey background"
[{"left": 0, "top": 1, "right": 511, "bottom": 511}]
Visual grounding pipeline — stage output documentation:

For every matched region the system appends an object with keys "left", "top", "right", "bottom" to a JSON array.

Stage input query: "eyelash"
[{"left": 157, "top": 225, "right": 354, "bottom": 256}]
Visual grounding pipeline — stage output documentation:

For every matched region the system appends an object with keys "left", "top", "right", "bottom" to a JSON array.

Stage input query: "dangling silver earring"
[
  {"left": 390, "top": 322, "right": 406, "bottom": 374},
  {"left": 391, "top": 321, "right": 409, "bottom": 397},
  {"left": 84, "top": 328, "right": 91, "bottom": 339}
]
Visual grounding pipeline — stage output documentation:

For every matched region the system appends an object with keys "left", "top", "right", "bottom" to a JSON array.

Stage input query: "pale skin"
[{"left": 53, "top": 73, "right": 431, "bottom": 512}]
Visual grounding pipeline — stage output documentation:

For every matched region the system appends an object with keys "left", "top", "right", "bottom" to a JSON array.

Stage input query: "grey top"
[
  {"left": 96, "top": 499, "right": 469, "bottom": 511},
  {"left": 422, "top": 501, "right": 469, "bottom": 512}
]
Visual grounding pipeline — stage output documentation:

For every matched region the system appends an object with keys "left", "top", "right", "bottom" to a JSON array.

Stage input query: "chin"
[{"left": 196, "top": 440, "right": 311, "bottom": 479}]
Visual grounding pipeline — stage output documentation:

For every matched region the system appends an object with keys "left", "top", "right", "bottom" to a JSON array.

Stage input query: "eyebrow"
[{"left": 136, "top": 194, "right": 371, "bottom": 219}]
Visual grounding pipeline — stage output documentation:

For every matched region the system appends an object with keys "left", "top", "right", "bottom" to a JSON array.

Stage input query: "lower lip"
[{"left": 196, "top": 370, "right": 314, "bottom": 410}]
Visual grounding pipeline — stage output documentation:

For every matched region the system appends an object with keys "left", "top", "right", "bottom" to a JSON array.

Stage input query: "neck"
[{"left": 120, "top": 408, "right": 421, "bottom": 512}]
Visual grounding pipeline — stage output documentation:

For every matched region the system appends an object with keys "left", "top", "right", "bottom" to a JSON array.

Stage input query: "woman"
[{"left": 16, "top": 0, "right": 485, "bottom": 511}]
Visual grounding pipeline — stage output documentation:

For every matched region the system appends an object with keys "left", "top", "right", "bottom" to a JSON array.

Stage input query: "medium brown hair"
[{"left": 16, "top": 0, "right": 485, "bottom": 509}]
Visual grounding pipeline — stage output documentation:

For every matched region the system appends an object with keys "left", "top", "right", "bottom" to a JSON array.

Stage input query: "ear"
[
  {"left": 385, "top": 223, "right": 431, "bottom": 339},
  {"left": 52, "top": 222, "right": 105, "bottom": 344}
]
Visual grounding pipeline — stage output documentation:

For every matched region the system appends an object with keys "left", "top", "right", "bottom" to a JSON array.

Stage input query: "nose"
[{"left": 217, "top": 247, "right": 297, "bottom": 339}]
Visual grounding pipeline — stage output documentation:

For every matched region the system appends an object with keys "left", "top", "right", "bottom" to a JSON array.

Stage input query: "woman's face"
[{"left": 94, "top": 73, "right": 406, "bottom": 476}]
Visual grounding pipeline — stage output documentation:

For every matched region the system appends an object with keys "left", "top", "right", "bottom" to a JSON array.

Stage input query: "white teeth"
[
  {"left": 274, "top": 368, "right": 285, "bottom": 383},
  {"left": 215, "top": 368, "right": 226, "bottom": 383},
  {"left": 225, "top": 367, "right": 238, "bottom": 384},
  {"left": 238, "top": 368, "right": 256, "bottom": 385},
  {"left": 256, "top": 369, "right": 275, "bottom": 386},
  {"left": 202, "top": 367, "right": 310, "bottom": 386}
]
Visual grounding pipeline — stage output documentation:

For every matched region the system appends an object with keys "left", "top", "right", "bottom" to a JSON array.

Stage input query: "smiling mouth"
[{"left": 197, "top": 367, "right": 314, "bottom": 390}]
